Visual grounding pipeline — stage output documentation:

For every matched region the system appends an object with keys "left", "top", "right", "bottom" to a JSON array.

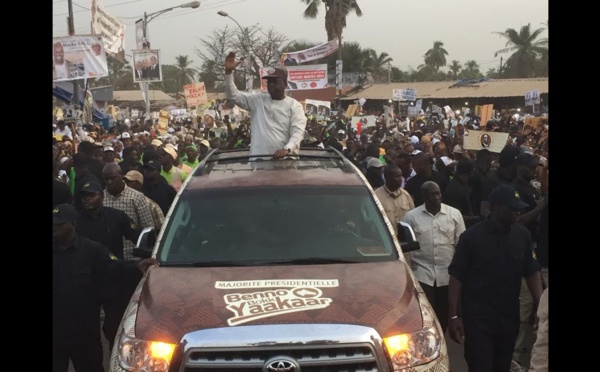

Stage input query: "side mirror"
[
  {"left": 397, "top": 221, "right": 420, "bottom": 253},
  {"left": 133, "top": 227, "right": 156, "bottom": 259}
]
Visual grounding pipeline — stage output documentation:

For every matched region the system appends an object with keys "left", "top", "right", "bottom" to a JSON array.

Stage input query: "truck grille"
[
  {"left": 174, "top": 324, "right": 389, "bottom": 372},
  {"left": 183, "top": 344, "right": 379, "bottom": 371}
]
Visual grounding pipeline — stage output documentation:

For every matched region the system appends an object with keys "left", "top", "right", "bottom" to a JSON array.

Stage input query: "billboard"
[
  {"left": 261, "top": 64, "right": 328, "bottom": 91},
  {"left": 132, "top": 49, "right": 162, "bottom": 83},
  {"left": 281, "top": 40, "right": 338, "bottom": 66},
  {"left": 52, "top": 35, "right": 109, "bottom": 82}
]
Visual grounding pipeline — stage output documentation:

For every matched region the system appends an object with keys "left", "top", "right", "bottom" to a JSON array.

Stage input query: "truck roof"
[{"left": 185, "top": 148, "right": 368, "bottom": 190}]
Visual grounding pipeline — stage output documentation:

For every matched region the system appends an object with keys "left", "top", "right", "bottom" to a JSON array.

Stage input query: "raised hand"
[{"left": 224, "top": 51, "right": 241, "bottom": 73}]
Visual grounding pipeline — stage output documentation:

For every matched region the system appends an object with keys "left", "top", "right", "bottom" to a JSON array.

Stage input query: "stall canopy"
[{"left": 53, "top": 82, "right": 109, "bottom": 124}]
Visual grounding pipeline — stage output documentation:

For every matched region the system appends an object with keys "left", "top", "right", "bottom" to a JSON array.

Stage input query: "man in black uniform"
[
  {"left": 141, "top": 160, "right": 176, "bottom": 215},
  {"left": 447, "top": 185, "right": 543, "bottom": 372},
  {"left": 76, "top": 181, "right": 144, "bottom": 348},
  {"left": 53, "top": 204, "right": 157, "bottom": 372},
  {"left": 72, "top": 152, "right": 101, "bottom": 213},
  {"left": 404, "top": 152, "right": 449, "bottom": 207}
]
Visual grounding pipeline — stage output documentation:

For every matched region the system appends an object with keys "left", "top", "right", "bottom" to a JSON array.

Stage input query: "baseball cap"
[
  {"left": 80, "top": 181, "right": 103, "bottom": 194},
  {"left": 262, "top": 66, "right": 288, "bottom": 81},
  {"left": 162, "top": 145, "right": 178, "bottom": 161},
  {"left": 53, "top": 204, "right": 79, "bottom": 224},
  {"left": 453, "top": 144, "right": 463, "bottom": 154},
  {"left": 151, "top": 139, "right": 163, "bottom": 147},
  {"left": 489, "top": 184, "right": 529, "bottom": 210},
  {"left": 120, "top": 132, "right": 131, "bottom": 139},
  {"left": 338, "top": 129, "right": 346, "bottom": 134},
  {"left": 124, "top": 170, "right": 144, "bottom": 185},
  {"left": 199, "top": 139, "right": 211, "bottom": 148},
  {"left": 515, "top": 153, "right": 538, "bottom": 168},
  {"left": 367, "top": 158, "right": 384, "bottom": 168},
  {"left": 144, "top": 160, "right": 162, "bottom": 171},
  {"left": 498, "top": 145, "right": 521, "bottom": 167},
  {"left": 103, "top": 146, "right": 114, "bottom": 152}
]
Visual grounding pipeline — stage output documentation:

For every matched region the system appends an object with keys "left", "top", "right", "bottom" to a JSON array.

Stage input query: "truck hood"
[{"left": 134, "top": 261, "right": 423, "bottom": 344}]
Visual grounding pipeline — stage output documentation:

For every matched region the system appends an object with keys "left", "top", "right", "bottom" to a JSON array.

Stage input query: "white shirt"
[
  {"left": 225, "top": 74, "right": 306, "bottom": 156},
  {"left": 54, "top": 63, "right": 68, "bottom": 79},
  {"left": 401, "top": 203, "right": 465, "bottom": 286},
  {"left": 54, "top": 126, "right": 72, "bottom": 138}
]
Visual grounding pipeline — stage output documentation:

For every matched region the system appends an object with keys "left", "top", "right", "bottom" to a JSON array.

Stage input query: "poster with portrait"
[
  {"left": 463, "top": 129, "right": 509, "bottom": 153},
  {"left": 305, "top": 99, "right": 330, "bottom": 121},
  {"left": 132, "top": 49, "right": 162, "bottom": 83},
  {"left": 53, "top": 35, "right": 109, "bottom": 82}
]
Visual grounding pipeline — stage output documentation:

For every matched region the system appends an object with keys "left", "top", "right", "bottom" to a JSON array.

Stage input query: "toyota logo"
[{"left": 263, "top": 356, "right": 300, "bottom": 372}]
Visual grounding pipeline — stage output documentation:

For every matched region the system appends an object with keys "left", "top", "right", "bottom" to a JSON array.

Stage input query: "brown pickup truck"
[{"left": 110, "top": 148, "right": 449, "bottom": 372}]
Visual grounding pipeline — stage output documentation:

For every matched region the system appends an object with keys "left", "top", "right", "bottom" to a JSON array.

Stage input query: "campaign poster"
[
  {"left": 132, "top": 49, "right": 162, "bottom": 83},
  {"left": 260, "top": 64, "right": 328, "bottom": 91},
  {"left": 305, "top": 99, "right": 331, "bottom": 121},
  {"left": 53, "top": 35, "right": 109, "bottom": 82}
]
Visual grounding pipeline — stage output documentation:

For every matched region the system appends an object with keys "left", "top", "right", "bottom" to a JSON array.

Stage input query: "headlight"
[
  {"left": 383, "top": 326, "right": 441, "bottom": 370},
  {"left": 117, "top": 333, "right": 176, "bottom": 372}
]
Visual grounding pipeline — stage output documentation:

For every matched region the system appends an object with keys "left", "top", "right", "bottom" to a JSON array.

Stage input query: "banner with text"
[
  {"left": 91, "top": 0, "right": 126, "bottom": 56},
  {"left": 261, "top": 64, "right": 328, "bottom": 90},
  {"left": 524, "top": 90, "right": 541, "bottom": 106},
  {"left": 392, "top": 88, "right": 417, "bottom": 101},
  {"left": 53, "top": 35, "right": 109, "bottom": 82},
  {"left": 281, "top": 40, "right": 338, "bottom": 66},
  {"left": 183, "top": 82, "right": 208, "bottom": 108}
]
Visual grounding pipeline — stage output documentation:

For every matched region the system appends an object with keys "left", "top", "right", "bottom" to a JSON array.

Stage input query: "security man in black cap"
[
  {"left": 76, "top": 180, "right": 144, "bottom": 349},
  {"left": 52, "top": 204, "right": 157, "bottom": 372},
  {"left": 447, "top": 185, "right": 543, "bottom": 372}
]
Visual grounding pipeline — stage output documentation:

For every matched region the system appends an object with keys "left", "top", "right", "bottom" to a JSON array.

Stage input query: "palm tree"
[
  {"left": 93, "top": 56, "right": 134, "bottom": 90},
  {"left": 363, "top": 50, "right": 393, "bottom": 82},
  {"left": 493, "top": 23, "right": 548, "bottom": 78},
  {"left": 448, "top": 60, "right": 462, "bottom": 79},
  {"left": 459, "top": 60, "right": 483, "bottom": 80},
  {"left": 173, "top": 55, "right": 199, "bottom": 94},
  {"left": 423, "top": 41, "right": 448, "bottom": 72},
  {"left": 300, "top": 0, "right": 363, "bottom": 60}
]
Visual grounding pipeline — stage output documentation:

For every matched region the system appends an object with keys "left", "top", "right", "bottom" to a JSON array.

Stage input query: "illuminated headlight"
[
  {"left": 117, "top": 332, "right": 176, "bottom": 372},
  {"left": 383, "top": 325, "right": 441, "bottom": 369}
]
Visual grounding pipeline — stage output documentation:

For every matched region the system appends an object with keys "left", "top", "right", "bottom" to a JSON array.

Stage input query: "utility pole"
[
  {"left": 499, "top": 57, "right": 503, "bottom": 78},
  {"left": 388, "top": 62, "right": 391, "bottom": 84},
  {"left": 67, "top": 0, "right": 79, "bottom": 108}
]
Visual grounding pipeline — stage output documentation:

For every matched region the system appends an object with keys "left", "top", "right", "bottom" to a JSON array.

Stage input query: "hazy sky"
[{"left": 53, "top": 0, "right": 548, "bottom": 72}]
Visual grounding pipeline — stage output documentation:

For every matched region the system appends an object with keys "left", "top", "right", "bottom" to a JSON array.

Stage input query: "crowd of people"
[{"left": 53, "top": 59, "right": 549, "bottom": 372}]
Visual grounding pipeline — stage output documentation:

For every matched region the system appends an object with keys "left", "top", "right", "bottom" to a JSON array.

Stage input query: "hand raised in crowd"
[
  {"left": 224, "top": 51, "right": 241, "bottom": 73},
  {"left": 137, "top": 258, "right": 159, "bottom": 273}
]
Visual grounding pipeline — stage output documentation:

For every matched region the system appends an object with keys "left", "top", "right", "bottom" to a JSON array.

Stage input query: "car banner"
[{"left": 53, "top": 35, "right": 109, "bottom": 82}]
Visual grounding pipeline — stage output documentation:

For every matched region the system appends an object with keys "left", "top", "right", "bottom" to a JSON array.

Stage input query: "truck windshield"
[{"left": 157, "top": 186, "right": 398, "bottom": 265}]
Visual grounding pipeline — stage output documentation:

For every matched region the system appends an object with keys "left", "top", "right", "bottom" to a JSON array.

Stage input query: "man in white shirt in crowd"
[
  {"left": 224, "top": 51, "right": 306, "bottom": 159},
  {"left": 402, "top": 180, "right": 465, "bottom": 335},
  {"left": 54, "top": 120, "right": 73, "bottom": 139}
]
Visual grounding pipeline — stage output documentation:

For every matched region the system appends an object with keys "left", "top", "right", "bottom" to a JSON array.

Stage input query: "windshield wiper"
[{"left": 269, "top": 257, "right": 366, "bottom": 265}]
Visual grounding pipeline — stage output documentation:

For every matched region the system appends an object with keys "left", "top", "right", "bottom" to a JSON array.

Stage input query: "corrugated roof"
[
  {"left": 113, "top": 90, "right": 176, "bottom": 102},
  {"left": 341, "top": 78, "right": 548, "bottom": 100}
]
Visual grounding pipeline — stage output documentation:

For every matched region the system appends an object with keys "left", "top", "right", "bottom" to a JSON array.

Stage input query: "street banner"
[
  {"left": 524, "top": 89, "right": 541, "bottom": 106},
  {"left": 82, "top": 89, "right": 94, "bottom": 124},
  {"left": 305, "top": 99, "right": 331, "bottom": 121},
  {"left": 281, "top": 40, "right": 338, "bottom": 66},
  {"left": 53, "top": 35, "right": 109, "bottom": 82},
  {"left": 132, "top": 49, "right": 162, "bottom": 82},
  {"left": 157, "top": 110, "right": 169, "bottom": 135},
  {"left": 260, "top": 64, "right": 328, "bottom": 90},
  {"left": 183, "top": 82, "right": 208, "bottom": 108},
  {"left": 135, "top": 19, "right": 145, "bottom": 49},
  {"left": 463, "top": 129, "right": 509, "bottom": 153},
  {"left": 91, "top": 0, "right": 126, "bottom": 56}
]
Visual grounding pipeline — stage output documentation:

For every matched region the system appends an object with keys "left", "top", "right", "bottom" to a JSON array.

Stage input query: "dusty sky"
[{"left": 53, "top": 0, "right": 548, "bottom": 73}]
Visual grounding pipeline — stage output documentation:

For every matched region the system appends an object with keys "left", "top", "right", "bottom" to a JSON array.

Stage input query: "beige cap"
[{"left": 124, "top": 170, "right": 144, "bottom": 185}]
